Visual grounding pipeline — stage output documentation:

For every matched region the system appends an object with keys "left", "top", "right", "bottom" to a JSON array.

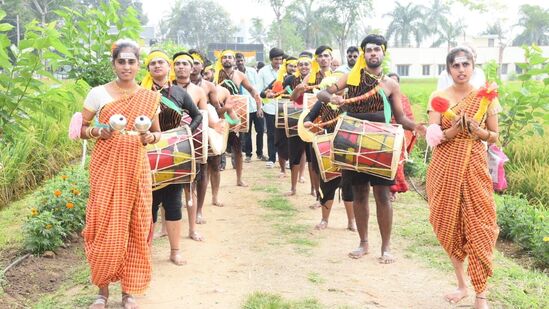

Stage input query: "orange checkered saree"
[
  {"left": 426, "top": 91, "right": 499, "bottom": 293},
  {"left": 82, "top": 89, "right": 160, "bottom": 294}
]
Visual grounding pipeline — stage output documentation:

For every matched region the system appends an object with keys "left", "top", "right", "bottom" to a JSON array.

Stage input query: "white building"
[{"left": 388, "top": 45, "right": 549, "bottom": 80}]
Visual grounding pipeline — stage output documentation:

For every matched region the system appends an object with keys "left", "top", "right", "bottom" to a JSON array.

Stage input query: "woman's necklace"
[{"left": 113, "top": 80, "right": 138, "bottom": 96}]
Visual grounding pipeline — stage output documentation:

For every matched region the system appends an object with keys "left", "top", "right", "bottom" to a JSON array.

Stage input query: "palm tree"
[
  {"left": 384, "top": 1, "right": 427, "bottom": 48},
  {"left": 483, "top": 22, "right": 508, "bottom": 78},
  {"left": 512, "top": 5, "right": 549, "bottom": 46},
  {"left": 423, "top": 0, "right": 450, "bottom": 35},
  {"left": 431, "top": 19, "right": 465, "bottom": 51}
]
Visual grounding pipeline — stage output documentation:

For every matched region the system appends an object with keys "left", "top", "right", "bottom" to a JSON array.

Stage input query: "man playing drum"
[
  {"left": 141, "top": 50, "right": 203, "bottom": 265},
  {"left": 214, "top": 50, "right": 262, "bottom": 187},
  {"left": 317, "top": 34, "right": 425, "bottom": 263}
]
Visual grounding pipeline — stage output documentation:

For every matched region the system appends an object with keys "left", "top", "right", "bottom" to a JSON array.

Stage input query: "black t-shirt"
[{"left": 158, "top": 84, "right": 202, "bottom": 132}]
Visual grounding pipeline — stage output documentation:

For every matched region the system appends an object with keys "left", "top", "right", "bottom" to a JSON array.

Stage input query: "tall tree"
[
  {"left": 160, "top": 0, "right": 234, "bottom": 52},
  {"left": 325, "top": 0, "right": 372, "bottom": 60},
  {"left": 257, "top": 0, "right": 288, "bottom": 47},
  {"left": 249, "top": 17, "right": 267, "bottom": 45},
  {"left": 423, "top": 0, "right": 449, "bottom": 35},
  {"left": 76, "top": 0, "right": 149, "bottom": 24},
  {"left": 384, "top": 1, "right": 426, "bottom": 48},
  {"left": 267, "top": 16, "right": 304, "bottom": 54},
  {"left": 431, "top": 19, "right": 465, "bottom": 51},
  {"left": 512, "top": 4, "right": 549, "bottom": 46},
  {"left": 285, "top": 0, "right": 330, "bottom": 49}
]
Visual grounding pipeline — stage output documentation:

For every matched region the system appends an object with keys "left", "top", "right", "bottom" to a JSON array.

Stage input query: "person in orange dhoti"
[
  {"left": 426, "top": 47, "right": 501, "bottom": 309},
  {"left": 79, "top": 39, "right": 161, "bottom": 309}
]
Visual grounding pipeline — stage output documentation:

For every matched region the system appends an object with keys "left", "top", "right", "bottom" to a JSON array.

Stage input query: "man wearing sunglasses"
[{"left": 336, "top": 46, "right": 360, "bottom": 74}]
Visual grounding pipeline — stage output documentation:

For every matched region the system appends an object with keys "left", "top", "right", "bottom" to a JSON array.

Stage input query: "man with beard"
[
  {"left": 235, "top": 52, "right": 265, "bottom": 163},
  {"left": 317, "top": 34, "right": 425, "bottom": 263},
  {"left": 337, "top": 46, "right": 359, "bottom": 73},
  {"left": 257, "top": 47, "right": 284, "bottom": 168},
  {"left": 142, "top": 50, "right": 203, "bottom": 265},
  {"left": 214, "top": 49, "right": 262, "bottom": 187}
]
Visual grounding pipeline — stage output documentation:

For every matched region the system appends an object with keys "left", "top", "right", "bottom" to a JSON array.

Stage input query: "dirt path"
[{"left": 136, "top": 157, "right": 458, "bottom": 309}]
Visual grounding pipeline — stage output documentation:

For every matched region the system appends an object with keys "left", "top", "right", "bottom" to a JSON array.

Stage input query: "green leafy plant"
[
  {"left": 55, "top": 0, "right": 142, "bottom": 87},
  {"left": 23, "top": 167, "right": 89, "bottom": 254},
  {"left": 495, "top": 194, "right": 549, "bottom": 267},
  {"left": 484, "top": 45, "right": 548, "bottom": 148}
]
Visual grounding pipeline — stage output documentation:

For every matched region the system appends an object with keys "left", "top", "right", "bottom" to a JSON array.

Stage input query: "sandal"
[{"left": 89, "top": 295, "right": 107, "bottom": 309}]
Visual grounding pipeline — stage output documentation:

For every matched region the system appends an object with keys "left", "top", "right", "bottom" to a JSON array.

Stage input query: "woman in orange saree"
[
  {"left": 426, "top": 47, "right": 500, "bottom": 309},
  {"left": 79, "top": 39, "right": 161, "bottom": 309}
]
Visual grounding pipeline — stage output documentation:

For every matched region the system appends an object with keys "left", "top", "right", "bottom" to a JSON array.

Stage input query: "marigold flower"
[
  {"left": 61, "top": 175, "right": 68, "bottom": 180},
  {"left": 54, "top": 190, "right": 62, "bottom": 197},
  {"left": 544, "top": 236, "right": 549, "bottom": 242},
  {"left": 66, "top": 202, "right": 74, "bottom": 209},
  {"left": 46, "top": 224, "right": 53, "bottom": 229},
  {"left": 72, "top": 188, "right": 80, "bottom": 195},
  {"left": 31, "top": 208, "right": 39, "bottom": 216}
]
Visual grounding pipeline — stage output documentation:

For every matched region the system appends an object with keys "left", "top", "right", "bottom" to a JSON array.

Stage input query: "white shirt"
[
  {"left": 257, "top": 64, "right": 278, "bottom": 115},
  {"left": 240, "top": 66, "right": 259, "bottom": 113},
  {"left": 336, "top": 64, "right": 352, "bottom": 74},
  {"left": 436, "top": 67, "right": 486, "bottom": 90}
]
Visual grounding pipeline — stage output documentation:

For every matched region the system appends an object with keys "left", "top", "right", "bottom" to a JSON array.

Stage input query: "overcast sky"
[{"left": 141, "top": 0, "right": 547, "bottom": 41}]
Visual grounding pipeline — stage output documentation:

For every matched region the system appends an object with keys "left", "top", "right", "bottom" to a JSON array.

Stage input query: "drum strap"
[
  {"left": 160, "top": 96, "right": 183, "bottom": 115},
  {"left": 378, "top": 88, "right": 391, "bottom": 124}
]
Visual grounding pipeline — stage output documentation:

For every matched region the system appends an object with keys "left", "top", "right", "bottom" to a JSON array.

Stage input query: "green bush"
[
  {"left": 495, "top": 194, "right": 549, "bottom": 267},
  {"left": 23, "top": 167, "right": 89, "bottom": 254},
  {"left": 504, "top": 135, "right": 549, "bottom": 207}
]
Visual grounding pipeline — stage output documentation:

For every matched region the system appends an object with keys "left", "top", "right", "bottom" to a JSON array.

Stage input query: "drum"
[
  {"left": 182, "top": 110, "right": 208, "bottom": 164},
  {"left": 303, "top": 93, "right": 319, "bottom": 109},
  {"left": 147, "top": 126, "right": 196, "bottom": 189},
  {"left": 229, "top": 95, "right": 249, "bottom": 133},
  {"left": 312, "top": 133, "right": 341, "bottom": 182},
  {"left": 331, "top": 115, "right": 404, "bottom": 180},
  {"left": 206, "top": 104, "right": 229, "bottom": 156},
  {"left": 284, "top": 102, "right": 303, "bottom": 138},
  {"left": 275, "top": 98, "right": 290, "bottom": 129}
]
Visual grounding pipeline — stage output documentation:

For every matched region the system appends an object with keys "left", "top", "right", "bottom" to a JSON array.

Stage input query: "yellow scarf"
[
  {"left": 214, "top": 50, "right": 235, "bottom": 84},
  {"left": 142, "top": 51, "right": 174, "bottom": 90},
  {"left": 308, "top": 48, "right": 332, "bottom": 84}
]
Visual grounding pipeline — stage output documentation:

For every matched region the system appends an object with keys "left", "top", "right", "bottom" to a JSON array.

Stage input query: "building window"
[
  {"left": 516, "top": 64, "right": 523, "bottom": 74},
  {"left": 397, "top": 65, "right": 410, "bottom": 77},
  {"left": 422, "top": 65, "right": 430, "bottom": 76},
  {"left": 488, "top": 38, "right": 495, "bottom": 47},
  {"left": 501, "top": 63, "right": 508, "bottom": 75},
  {"left": 438, "top": 64, "right": 445, "bottom": 74}
]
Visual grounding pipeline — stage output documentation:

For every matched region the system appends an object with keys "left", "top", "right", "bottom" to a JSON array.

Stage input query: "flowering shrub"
[{"left": 23, "top": 167, "right": 89, "bottom": 254}]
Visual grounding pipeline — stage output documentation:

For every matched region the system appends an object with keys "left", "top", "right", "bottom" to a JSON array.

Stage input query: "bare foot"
[
  {"left": 284, "top": 190, "right": 296, "bottom": 196},
  {"left": 237, "top": 181, "right": 248, "bottom": 187},
  {"left": 196, "top": 214, "right": 207, "bottom": 224},
  {"left": 315, "top": 219, "right": 328, "bottom": 230},
  {"left": 347, "top": 222, "right": 357, "bottom": 232},
  {"left": 189, "top": 231, "right": 204, "bottom": 241},
  {"left": 378, "top": 252, "right": 397, "bottom": 264},
  {"left": 348, "top": 242, "right": 369, "bottom": 259},
  {"left": 299, "top": 176, "right": 306, "bottom": 183},
  {"left": 153, "top": 230, "right": 167, "bottom": 239},
  {"left": 444, "top": 288, "right": 468, "bottom": 304},
  {"left": 309, "top": 202, "right": 321, "bottom": 209},
  {"left": 169, "top": 249, "right": 187, "bottom": 266},
  {"left": 212, "top": 201, "right": 224, "bottom": 207},
  {"left": 474, "top": 295, "right": 489, "bottom": 309},
  {"left": 122, "top": 293, "right": 139, "bottom": 309},
  {"left": 88, "top": 295, "right": 107, "bottom": 309},
  {"left": 278, "top": 172, "right": 286, "bottom": 178}
]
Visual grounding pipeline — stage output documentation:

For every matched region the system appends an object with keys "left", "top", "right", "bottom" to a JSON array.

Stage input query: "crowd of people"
[{"left": 76, "top": 34, "right": 500, "bottom": 309}]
